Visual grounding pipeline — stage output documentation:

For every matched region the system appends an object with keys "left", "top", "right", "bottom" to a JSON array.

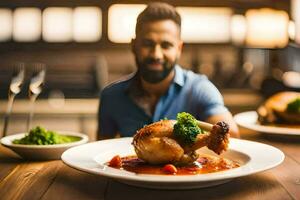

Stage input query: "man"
[{"left": 98, "top": 2, "right": 239, "bottom": 139}]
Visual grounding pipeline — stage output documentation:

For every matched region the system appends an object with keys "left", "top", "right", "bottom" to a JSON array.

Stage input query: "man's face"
[{"left": 132, "top": 20, "right": 183, "bottom": 83}]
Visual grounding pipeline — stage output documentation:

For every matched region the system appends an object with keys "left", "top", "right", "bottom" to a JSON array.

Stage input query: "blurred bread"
[{"left": 257, "top": 91, "right": 300, "bottom": 125}]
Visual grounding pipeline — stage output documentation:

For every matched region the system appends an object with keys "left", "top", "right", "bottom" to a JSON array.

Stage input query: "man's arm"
[
  {"left": 97, "top": 109, "right": 118, "bottom": 140},
  {"left": 205, "top": 112, "right": 240, "bottom": 138},
  {"left": 98, "top": 89, "right": 119, "bottom": 140}
]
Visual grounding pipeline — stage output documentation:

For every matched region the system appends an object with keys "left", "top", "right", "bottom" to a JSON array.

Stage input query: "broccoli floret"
[
  {"left": 286, "top": 98, "right": 300, "bottom": 113},
  {"left": 173, "top": 112, "right": 203, "bottom": 145}
]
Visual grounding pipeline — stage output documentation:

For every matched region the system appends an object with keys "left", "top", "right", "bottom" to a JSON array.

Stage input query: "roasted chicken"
[
  {"left": 132, "top": 120, "right": 229, "bottom": 165},
  {"left": 257, "top": 91, "right": 300, "bottom": 125}
]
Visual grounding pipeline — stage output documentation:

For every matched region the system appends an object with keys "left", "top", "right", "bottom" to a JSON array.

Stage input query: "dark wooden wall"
[
  {"left": 0, "top": 0, "right": 291, "bottom": 52},
  {"left": 0, "top": 0, "right": 293, "bottom": 99}
]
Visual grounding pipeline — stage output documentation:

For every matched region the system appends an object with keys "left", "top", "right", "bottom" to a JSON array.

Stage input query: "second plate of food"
[
  {"left": 1, "top": 126, "right": 89, "bottom": 160},
  {"left": 234, "top": 111, "right": 300, "bottom": 135}
]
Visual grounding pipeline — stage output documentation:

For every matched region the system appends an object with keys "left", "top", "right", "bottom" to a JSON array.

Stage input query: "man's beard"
[{"left": 136, "top": 57, "right": 176, "bottom": 83}]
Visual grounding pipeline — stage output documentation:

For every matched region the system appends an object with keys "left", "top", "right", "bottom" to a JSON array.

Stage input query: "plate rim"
[
  {"left": 61, "top": 137, "right": 285, "bottom": 184},
  {"left": 234, "top": 111, "right": 300, "bottom": 135}
]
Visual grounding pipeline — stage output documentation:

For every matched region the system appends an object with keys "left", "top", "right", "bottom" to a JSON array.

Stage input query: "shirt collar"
[{"left": 173, "top": 65, "right": 185, "bottom": 87}]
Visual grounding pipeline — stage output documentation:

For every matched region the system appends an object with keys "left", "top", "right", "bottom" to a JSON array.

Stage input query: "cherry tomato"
[
  {"left": 109, "top": 155, "right": 122, "bottom": 168},
  {"left": 163, "top": 164, "right": 177, "bottom": 174}
]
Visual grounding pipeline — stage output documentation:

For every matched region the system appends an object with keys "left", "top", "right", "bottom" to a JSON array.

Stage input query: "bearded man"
[{"left": 98, "top": 2, "right": 239, "bottom": 139}]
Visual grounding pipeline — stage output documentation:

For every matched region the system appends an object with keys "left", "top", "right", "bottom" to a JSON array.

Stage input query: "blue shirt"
[{"left": 99, "top": 65, "right": 228, "bottom": 137}]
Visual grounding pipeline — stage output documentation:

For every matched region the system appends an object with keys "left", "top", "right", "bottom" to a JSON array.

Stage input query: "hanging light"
[
  {"left": 231, "top": 14, "right": 247, "bottom": 45},
  {"left": 245, "top": 8, "right": 289, "bottom": 48},
  {"left": 0, "top": 8, "right": 12, "bottom": 41},
  {"left": 43, "top": 7, "right": 73, "bottom": 42},
  {"left": 73, "top": 7, "right": 102, "bottom": 42},
  {"left": 289, "top": 21, "right": 296, "bottom": 40},
  {"left": 108, "top": 4, "right": 146, "bottom": 43},
  {"left": 176, "top": 7, "right": 232, "bottom": 43},
  {"left": 292, "top": 0, "right": 300, "bottom": 44},
  {"left": 13, "top": 7, "right": 41, "bottom": 42}
]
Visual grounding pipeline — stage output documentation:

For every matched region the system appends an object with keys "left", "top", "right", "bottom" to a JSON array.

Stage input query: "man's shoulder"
[
  {"left": 102, "top": 74, "right": 135, "bottom": 97},
  {"left": 180, "top": 67, "right": 209, "bottom": 83},
  {"left": 179, "top": 67, "right": 220, "bottom": 94}
]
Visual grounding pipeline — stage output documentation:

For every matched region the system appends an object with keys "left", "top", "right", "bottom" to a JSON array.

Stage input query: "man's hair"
[{"left": 135, "top": 2, "right": 181, "bottom": 35}]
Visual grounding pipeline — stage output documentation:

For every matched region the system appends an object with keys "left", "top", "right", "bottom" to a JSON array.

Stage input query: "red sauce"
[{"left": 108, "top": 155, "right": 239, "bottom": 175}]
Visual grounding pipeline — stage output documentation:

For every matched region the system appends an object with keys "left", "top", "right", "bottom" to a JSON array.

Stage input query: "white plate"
[
  {"left": 1, "top": 131, "right": 89, "bottom": 160},
  {"left": 61, "top": 137, "right": 284, "bottom": 189},
  {"left": 234, "top": 111, "right": 300, "bottom": 135}
]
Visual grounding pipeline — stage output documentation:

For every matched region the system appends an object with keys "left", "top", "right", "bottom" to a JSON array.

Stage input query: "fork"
[
  {"left": 26, "top": 63, "right": 46, "bottom": 132},
  {"left": 2, "top": 63, "right": 25, "bottom": 137}
]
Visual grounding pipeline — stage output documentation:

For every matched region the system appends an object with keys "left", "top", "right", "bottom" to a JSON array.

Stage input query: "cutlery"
[
  {"left": 26, "top": 63, "right": 46, "bottom": 132},
  {"left": 2, "top": 63, "right": 25, "bottom": 137}
]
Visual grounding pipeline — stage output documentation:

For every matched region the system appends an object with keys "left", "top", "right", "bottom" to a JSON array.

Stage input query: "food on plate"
[
  {"left": 108, "top": 154, "right": 239, "bottom": 175},
  {"left": 286, "top": 98, "right": 300, "bottom": 113},
  {"left": 108, "top": 112, "right": 238, "bottom": 175},
  {"left": 12, "top": 126, "right": 81, "bottom": 145},
  {"left": 257, "top": 92, "right": 300, "bottom": 125},
  {"left": 133, "top": 112, "right": 229, "bottom": 165}
]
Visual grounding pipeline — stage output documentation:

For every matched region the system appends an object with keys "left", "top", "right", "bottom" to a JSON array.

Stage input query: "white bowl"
[{"left": 0, "top": 131, "right": 89, "bottom": 160}]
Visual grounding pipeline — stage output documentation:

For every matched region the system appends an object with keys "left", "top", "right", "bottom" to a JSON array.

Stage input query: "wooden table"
[{"left": 0, "top": 128, "right": 299, "bottom": 200}]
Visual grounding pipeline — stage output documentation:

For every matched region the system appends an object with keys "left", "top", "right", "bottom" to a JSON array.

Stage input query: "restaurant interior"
[
  {"left": 1, "top": 1, "right": 300, "bottom": 199},
  {"left": 0, "top": 0, "right": 299, "bottom": 140}
]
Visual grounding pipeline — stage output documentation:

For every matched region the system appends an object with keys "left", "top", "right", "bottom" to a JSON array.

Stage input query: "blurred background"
[{"left": 0, "top": 0, "right": 299, "bottom": 140}]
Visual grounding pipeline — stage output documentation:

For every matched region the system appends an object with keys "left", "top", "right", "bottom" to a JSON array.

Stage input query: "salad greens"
[
  {"left": 13, "top": 126, "right": 81, "bottom": 145},
  {"left": 286, "top": 98, "right": 300, "bottom": 114}
]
